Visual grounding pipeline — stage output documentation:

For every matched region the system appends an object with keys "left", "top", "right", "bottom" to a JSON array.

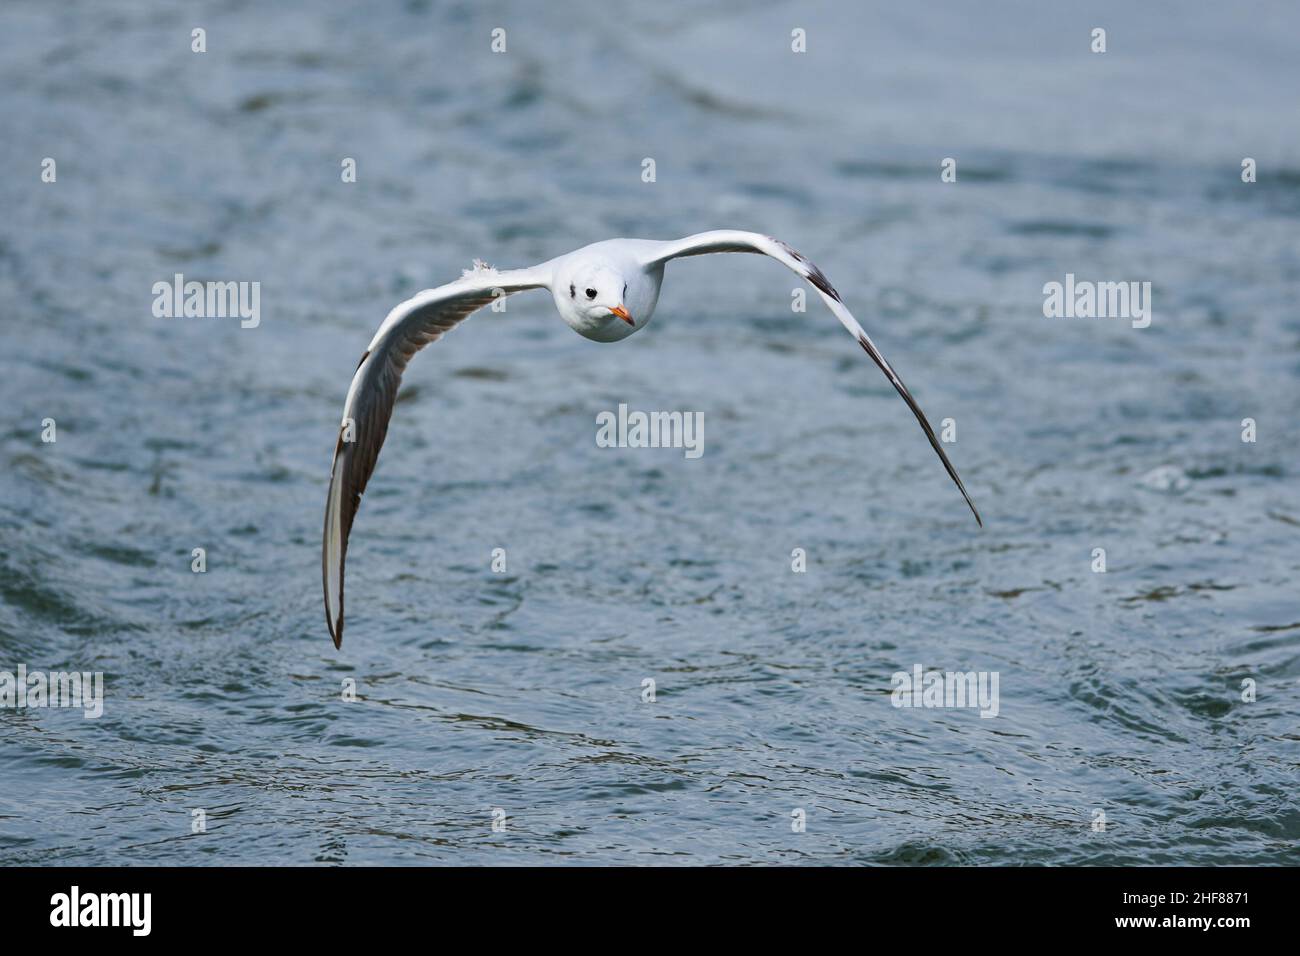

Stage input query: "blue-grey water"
[{"left": 2, "top": 0, "right": 1298, "bottom": 865}]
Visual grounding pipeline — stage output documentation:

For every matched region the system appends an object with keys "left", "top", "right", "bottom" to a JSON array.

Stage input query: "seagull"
[{"left": 323, "top": 231, "right": 981, "bottom": 647}]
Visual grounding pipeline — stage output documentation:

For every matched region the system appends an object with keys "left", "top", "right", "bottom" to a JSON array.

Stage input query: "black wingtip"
[
  {"left": 953, "top": 481, "right": 983, "bottom": 529},
  {"left": 855, "top": 334, "right": 983, "bottom": 529},
  {"left": 325, "top": 603, "right": 343, "bottom": 649}
]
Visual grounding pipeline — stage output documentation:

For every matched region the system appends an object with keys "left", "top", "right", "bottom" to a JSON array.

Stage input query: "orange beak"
[{"left": 610, "top": 304, "right": 634, "bottom": 326}]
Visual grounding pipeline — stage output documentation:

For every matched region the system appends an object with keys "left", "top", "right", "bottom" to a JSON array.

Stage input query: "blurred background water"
[{"left": 1, "top": 0, "right": 1297, "bottom": 865}]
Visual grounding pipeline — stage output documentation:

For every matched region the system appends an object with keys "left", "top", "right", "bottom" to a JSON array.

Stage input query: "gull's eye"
[
  {"left": 569, "top": 283, "right": 575, "bottom": 299},
  {"left": 585, "top": 288, "right": 597, "bottom": 300}
]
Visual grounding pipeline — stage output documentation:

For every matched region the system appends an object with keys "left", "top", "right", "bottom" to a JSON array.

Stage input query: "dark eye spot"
[
  {"left": 623, "top": 283, "right": 627, "bottom": 297},
  {"left": 569, "top": 283, "right": 575, "bottom": 299},
  {"left": 585, "top": 288, "right": 597, "bottom": 300}
]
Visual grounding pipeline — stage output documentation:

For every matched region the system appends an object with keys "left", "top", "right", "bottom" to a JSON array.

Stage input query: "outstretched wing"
[
  {"left": 324, "top": 265, "right": 551, "bottom": 647},
  {"left": 643, "top": 230, "right": 981, "bottom": 527}
]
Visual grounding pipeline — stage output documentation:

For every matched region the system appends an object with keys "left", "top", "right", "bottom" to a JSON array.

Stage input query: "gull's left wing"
[{"left": 642, "top": 230, "right": 981, "bottom": 526}]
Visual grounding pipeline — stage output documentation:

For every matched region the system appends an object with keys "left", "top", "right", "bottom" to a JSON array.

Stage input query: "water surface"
[{"left": 1, "top": 0, "right": 1297, "bottom": 865}]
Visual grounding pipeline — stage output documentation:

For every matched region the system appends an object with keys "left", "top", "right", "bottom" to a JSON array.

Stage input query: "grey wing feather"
[
  {"left": 643, "top": 231, "right": 981, "bottom": 527},
  {"left": 324, "top": 267, "right": 550, "bottom": 647}
]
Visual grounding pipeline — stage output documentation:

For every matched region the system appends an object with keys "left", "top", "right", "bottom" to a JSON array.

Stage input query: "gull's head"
[{"left": 554, "top": 263, "right": 637, "bottom": 341}]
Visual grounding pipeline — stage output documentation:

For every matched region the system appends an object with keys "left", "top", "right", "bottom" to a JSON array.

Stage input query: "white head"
[{"left": 553, "top": 262, "right": 638, "bottom": 342}]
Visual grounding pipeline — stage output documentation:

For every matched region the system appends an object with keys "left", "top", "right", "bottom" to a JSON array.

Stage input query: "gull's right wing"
[{"left": 324, "top": 264, "right": 551, "bottom": 648}]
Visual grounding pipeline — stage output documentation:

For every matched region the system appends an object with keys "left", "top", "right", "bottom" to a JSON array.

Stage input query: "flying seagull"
[{"left": 323, "top": 231, "right": 981, "bottom": 647}]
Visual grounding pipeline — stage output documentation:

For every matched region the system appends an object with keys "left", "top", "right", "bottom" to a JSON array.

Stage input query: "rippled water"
[{"left": 2, "top": 1, "right": 1298, "bottom": 865}]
